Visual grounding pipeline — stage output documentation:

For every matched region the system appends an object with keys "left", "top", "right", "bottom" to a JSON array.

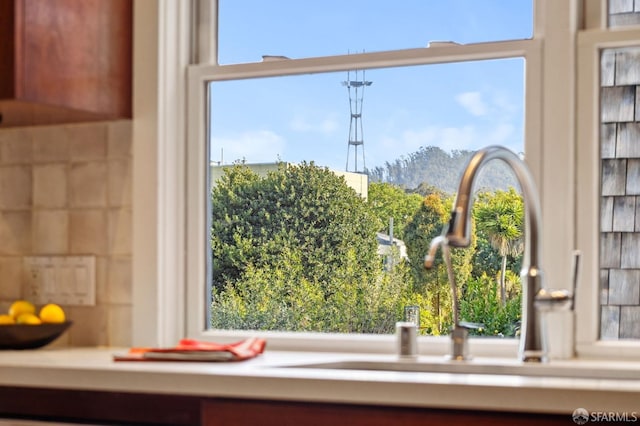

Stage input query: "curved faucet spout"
[
  {"left": 446, "top": 145, "right": 545, "bottom": 362},
  {"left": 447, "top": 146, "right": 541, "bottom": 271},
  {"left": 424, "top": 236, "right": 460, "bottom": 327}
]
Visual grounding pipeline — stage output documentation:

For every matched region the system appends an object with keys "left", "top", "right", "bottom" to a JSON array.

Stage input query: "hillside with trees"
[{"left": 368, "top": 145, "right": 520, "bottom": 194}]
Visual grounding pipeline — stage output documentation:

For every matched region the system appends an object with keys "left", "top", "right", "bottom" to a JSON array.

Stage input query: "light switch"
[
  {"left": 75, "top": 266, "right": 88, "bottom": 294},
  {"left": 44, "top": 266, "right": 55, "bottom": 294},
  {"left": 23, "top": 256, "right": 96, "bottom": 306},
  {"left": 57, "top": 266, "right": 73, "bottom": 295}
]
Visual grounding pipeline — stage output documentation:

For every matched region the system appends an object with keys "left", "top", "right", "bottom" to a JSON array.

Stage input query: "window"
[
  {"left": 217, "top": 1, "right": 532, "bottom": 65},
  {"left": 179, "top": 0, "right": 640, "bottom": 358},
  {"left": 185, "top": 0, "right": 542, "bottom": 354},
  {"left": 575, "top": 1, "right": 640, "bottom": 356},
  {"left": 207, "top": 60, "right": 524, "bottom": 336}
]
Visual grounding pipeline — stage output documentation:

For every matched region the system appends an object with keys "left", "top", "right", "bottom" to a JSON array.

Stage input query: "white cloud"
[
  {"left": 437, "top": 126, "right": 478, "bottom": 151},
  {"left": 392, "top": 128, "right": 437, "bottom": 150},
  {"left": 487, "top": 123, "right": 515, "bottom": 145},
  {"left": 289, "top": 113, "right": 340, "bottom": 134},
  {"left": 456, "top": 91, "right": 488, "bottom": 116},
  {"left": 490, "top": 91, "right": 519, "bottom": 118},
  {"left": 211, "top": 130, "right": 285, "bottom": 164}
]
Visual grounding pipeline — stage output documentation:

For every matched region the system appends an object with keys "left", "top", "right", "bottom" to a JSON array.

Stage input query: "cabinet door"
[
  {"left": 0, "top": 0, "right": 132, "bottom": 126},
  {"left": 202, "top": 399, "right": 569, "bottom": 426}
]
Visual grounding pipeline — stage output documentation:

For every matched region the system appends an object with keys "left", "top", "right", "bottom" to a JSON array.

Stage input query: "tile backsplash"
[{"left": 0, "top": 121, "right": 132, "bottom": 347}]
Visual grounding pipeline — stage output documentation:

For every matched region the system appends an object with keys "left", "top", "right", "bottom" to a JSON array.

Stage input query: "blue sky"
[{"left": 210, "top": 1, "right": 532, "bottom": 172}]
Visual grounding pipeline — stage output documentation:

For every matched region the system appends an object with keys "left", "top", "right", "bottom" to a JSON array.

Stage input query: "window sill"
[{"left": 198, "top": 329, "right": 520, "bottom": 358}]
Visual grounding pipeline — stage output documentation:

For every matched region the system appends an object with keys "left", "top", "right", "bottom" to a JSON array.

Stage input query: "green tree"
[
  {"left": 473, "top": 188, "right": 524, "bottom": 306},
  {"left": 403, "top": 193, "right": 477, "bottom": 335},
  {"left": 472, "top": 233, "right": 522, "bottom": 281},
  {"left": 401, "top": 195, "right": 457, "bottom": 333},
  {"left": 211, "top": 162, "right": 379, "bottom": 290},
  {"left": 367, "top": 182, "right": 423, "bottom": 239},
  {"left": 409, "top": 182, "right": 447, "bottom": 198},
  {"left": 210, "top": 162, "right": 410, "bottom": 333},
  {"left": 459, "top": 272, "right": 521, "bottom": 337}
]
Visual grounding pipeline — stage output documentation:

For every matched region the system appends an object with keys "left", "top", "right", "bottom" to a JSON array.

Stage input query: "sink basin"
[{"left": 280, "top": 358, "right": 640, "bottom": 380}]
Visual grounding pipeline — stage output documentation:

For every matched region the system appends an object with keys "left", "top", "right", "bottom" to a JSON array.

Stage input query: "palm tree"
[{"left": 474, "top": 188, "right": 524, "bottom": 306}]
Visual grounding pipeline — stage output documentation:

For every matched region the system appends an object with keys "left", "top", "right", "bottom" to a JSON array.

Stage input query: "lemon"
[
  {"left": 0, "top": 314, "right": 15, "bottom": 325},
  {"left": 39, "top": 303, "right": 66, "bottom": 323},
  {"left": 16, "top": 313, "right": 42, "bottom": 325},
  {"left": 8, "top": 300, "right": 35, "bottom": 320}
]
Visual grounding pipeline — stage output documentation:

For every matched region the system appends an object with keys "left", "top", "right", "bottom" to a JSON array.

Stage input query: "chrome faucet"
[
  {"left": 426, "top": 235, "right": 471, "bottom": 360},
  {"left": 425, "top": 145, "right": 569, "bottom": 363}
]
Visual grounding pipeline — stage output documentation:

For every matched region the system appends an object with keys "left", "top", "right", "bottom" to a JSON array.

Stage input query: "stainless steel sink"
[{"left": 280, "top": 358, "right": 640, "bottom": 380}]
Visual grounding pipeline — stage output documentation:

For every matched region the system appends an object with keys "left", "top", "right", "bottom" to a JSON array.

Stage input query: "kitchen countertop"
[{"left": 0, "top": 347, "right": 639, "bottom": 415}]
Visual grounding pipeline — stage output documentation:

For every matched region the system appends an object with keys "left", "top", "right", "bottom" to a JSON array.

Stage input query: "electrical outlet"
[{"left": 23, "top": 256, "right": 96, "bottom": 306}]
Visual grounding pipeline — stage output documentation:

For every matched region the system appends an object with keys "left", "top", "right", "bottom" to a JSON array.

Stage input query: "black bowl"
[{"left": 0, "top": 321, "right": 73, "bottom": 350}]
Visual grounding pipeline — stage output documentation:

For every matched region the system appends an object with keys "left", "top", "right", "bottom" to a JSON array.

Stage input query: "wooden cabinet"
[
  {"left": 0, "top": 0, "right": 132, "bottom": 127},
  {"left": 0, "top": 386, "right": 569, "bottom": 426},
  {"left": 0, "top": 387, "right": 201, "bottom": 425},
  {"left": 201, "top": 399, "right": 569, "bottom": 426}
]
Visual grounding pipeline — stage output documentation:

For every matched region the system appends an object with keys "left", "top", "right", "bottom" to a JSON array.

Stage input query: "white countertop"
[{"left": 0, "top": 347, "right": 639, "bottom": 415}]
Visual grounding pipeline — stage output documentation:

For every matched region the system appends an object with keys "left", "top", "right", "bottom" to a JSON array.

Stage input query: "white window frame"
[
  {"left": 575, "top": 22, "right": 640, "bottom": 358},
  {"left": 187, "top": 40, "right": 544, "bottom": 355},
  {"left": 131, "top": 0, "right": 192, "bottom": 347},
  {"left": 135, "top": 0, "right": 632, "bottom": 358}
]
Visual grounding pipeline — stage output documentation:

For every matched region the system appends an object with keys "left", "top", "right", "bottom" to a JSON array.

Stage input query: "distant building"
[{"left": 376, "top": 232, "right": 409, "bottom": 261}]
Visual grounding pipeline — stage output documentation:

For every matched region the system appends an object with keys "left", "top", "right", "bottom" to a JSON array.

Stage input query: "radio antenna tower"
[{"left": 342, "top": 69, "right": 372, "bottom": 173}]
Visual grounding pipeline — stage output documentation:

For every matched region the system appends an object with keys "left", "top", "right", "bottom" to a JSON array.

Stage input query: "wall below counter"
[{"left": 0, "top": 120, "right": 132, "bottom": 347}]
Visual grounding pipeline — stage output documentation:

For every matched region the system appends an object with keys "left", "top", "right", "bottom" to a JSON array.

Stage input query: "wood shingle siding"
[
  {"left": 608, "top": 0, "right": 640, "bottom": 26},
  {"left": 600, "top": 23, "right": 640, "bottom": 337}
]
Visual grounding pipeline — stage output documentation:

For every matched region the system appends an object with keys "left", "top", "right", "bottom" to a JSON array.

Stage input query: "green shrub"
[
  {"left": 458, "top": 273, "right": 521, "bottom": 337},
  {"left": 210, "top": 163, "right": 411, "bottom": 333}
]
